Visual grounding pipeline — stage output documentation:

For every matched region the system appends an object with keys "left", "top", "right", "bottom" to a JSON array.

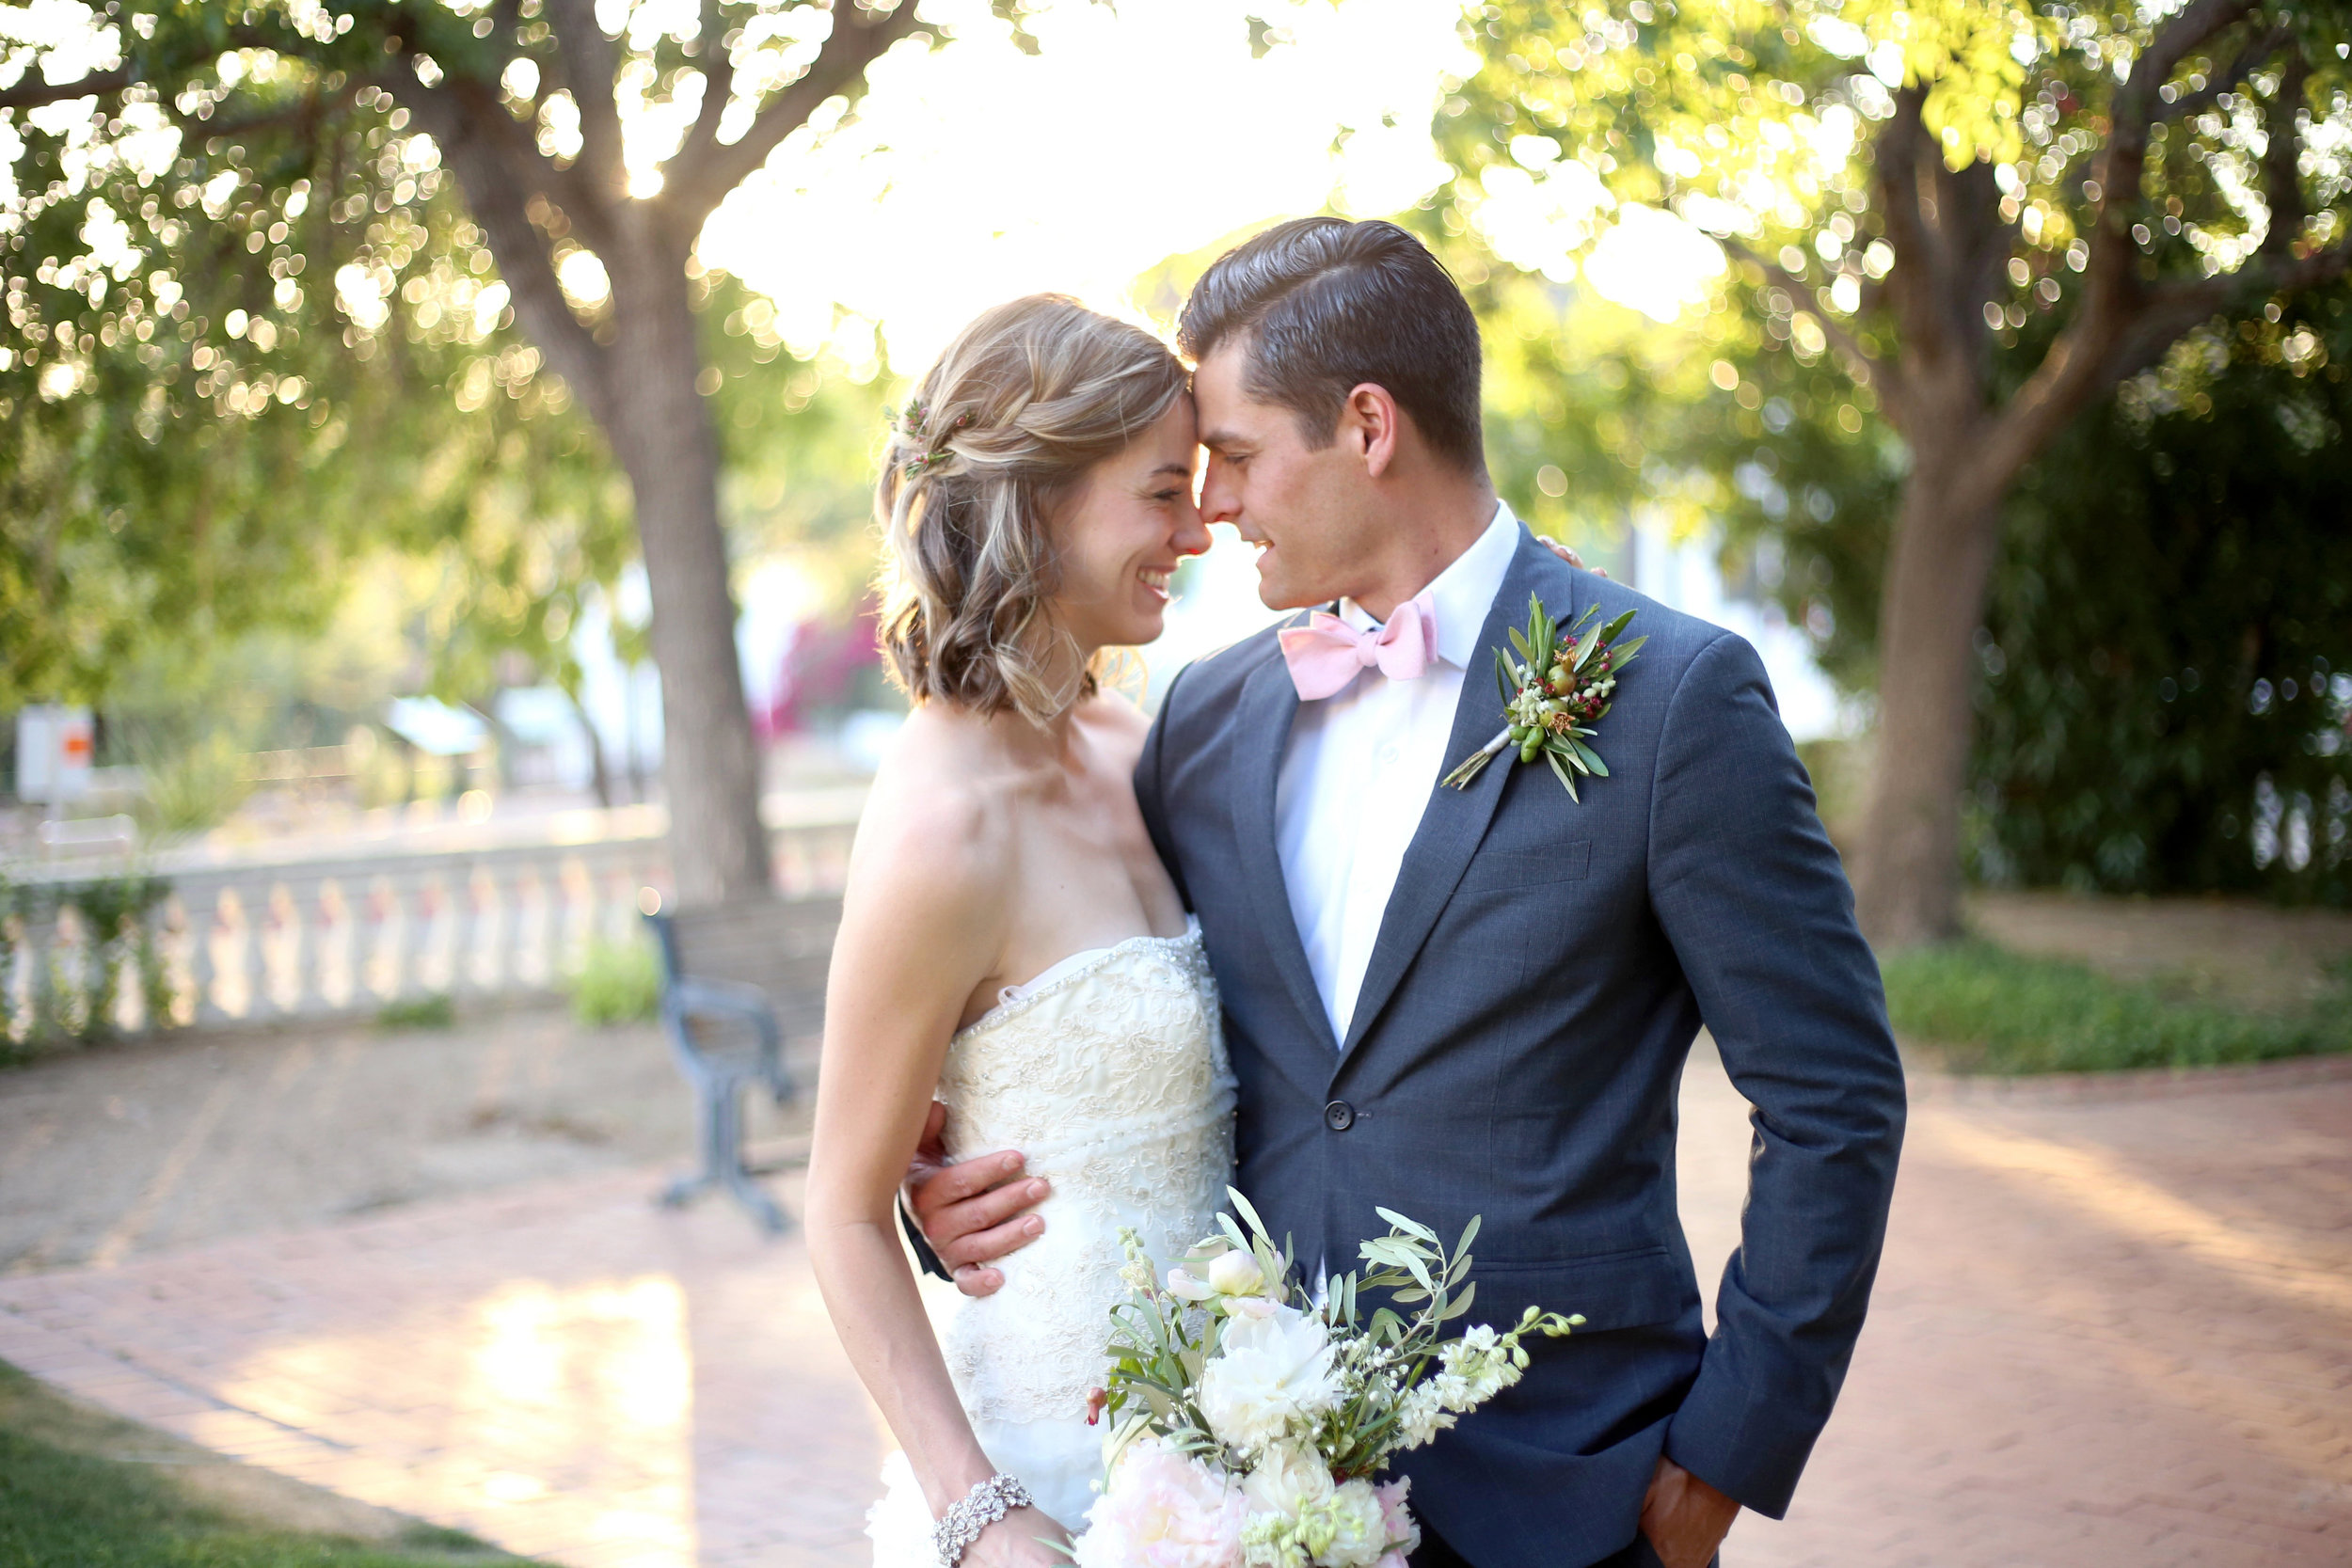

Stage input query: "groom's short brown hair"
[{"left": 1177, "top": 217, "right": 1486, "bottom": 473}]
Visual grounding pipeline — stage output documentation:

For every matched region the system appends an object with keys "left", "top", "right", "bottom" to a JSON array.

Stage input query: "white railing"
[{"left": 4, "top": 809, "right": 860, "bottom": 1039}]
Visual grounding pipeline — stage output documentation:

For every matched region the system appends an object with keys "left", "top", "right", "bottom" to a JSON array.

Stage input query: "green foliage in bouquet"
[{"left": 1100, "top": 1190, "right": 1584, "bottom": 1485}]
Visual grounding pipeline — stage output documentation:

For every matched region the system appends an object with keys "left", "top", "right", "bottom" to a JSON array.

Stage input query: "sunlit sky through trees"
[
  {"left": 1, "top": 0, "right": 1744, "bottom": 668},
  {"left": 691, "top": 0, "right": 1731, "bottom": 660},
  {"left": 690, "top": 0, "right": 1725, "bottom": 373},
  {"left": 0, "top": 0, "right": 1732, "bottom": 366}
]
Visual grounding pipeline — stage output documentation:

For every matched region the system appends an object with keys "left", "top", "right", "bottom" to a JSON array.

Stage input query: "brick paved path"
[
  {"left": 0, "top": 1165, "right": 879, "bottom": 1568},
  {"left": 1687, "top": 1052, "right": 2352, "bottom": 1567},
  {"left": 3, "top": 1041, "right": 2347, "bottom": 1566}
]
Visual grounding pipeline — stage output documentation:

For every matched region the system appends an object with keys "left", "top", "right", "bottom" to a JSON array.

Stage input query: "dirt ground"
[
  {"left": 6, "top": 890, "right": 2345, "bottom": 1279},
  {"left": 0, "top": 1003, "right": 810, "bottom": 1275},
  {"left": 1966, "top": 887, "right": 2352, "bottom": 1009}
]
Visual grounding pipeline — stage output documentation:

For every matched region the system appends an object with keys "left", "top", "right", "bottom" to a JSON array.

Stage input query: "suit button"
[{"left": 1324, "top": 1100, "right": 1356, "bottom": 1132}]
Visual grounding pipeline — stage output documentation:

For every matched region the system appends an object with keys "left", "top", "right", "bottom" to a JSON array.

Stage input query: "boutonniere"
[{"left": 1440, "top": 594, "right": 1645, "bottom": 799}]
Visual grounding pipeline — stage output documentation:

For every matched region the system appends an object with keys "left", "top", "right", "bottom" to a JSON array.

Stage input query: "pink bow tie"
[{"left": 1279, "top": 594, "right": 1438, "bottom": 700}]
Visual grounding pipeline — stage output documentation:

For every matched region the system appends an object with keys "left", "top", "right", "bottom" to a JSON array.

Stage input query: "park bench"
[{"left": 644, "top": 891, "right": 840, "bottom": 1231}]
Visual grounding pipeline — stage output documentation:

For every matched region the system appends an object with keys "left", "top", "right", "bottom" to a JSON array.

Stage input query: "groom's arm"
[
  {"left": 897, "top": 1101, "right": 1042, "bottom": 1286},
  {"left": 1646, "top": 632, "right": 1907, "bottom": 1520}
]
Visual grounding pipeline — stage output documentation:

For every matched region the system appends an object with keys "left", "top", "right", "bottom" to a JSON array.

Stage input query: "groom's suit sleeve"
[{"left": 1647, "top": 632, "right": 1907, "bottom": 1519}]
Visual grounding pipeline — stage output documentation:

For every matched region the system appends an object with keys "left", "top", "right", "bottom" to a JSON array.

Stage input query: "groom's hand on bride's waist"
[{"left": 906, "top": 1101, "right": 1048, "bottom": 1299}]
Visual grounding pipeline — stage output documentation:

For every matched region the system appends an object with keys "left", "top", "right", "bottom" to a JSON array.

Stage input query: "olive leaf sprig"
[{"left": 1439, "top": 594, "right": 1644, "bottom": 798}]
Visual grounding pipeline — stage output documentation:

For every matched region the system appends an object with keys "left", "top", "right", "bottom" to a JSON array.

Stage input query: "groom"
[{"left": 911, "top": 218, "right": 1906, "bottom": 1568}]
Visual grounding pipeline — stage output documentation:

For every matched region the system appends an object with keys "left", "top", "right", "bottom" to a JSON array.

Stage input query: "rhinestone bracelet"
[{"left": 932, "top": 1472, "right": 1033, "bottom": 1567}]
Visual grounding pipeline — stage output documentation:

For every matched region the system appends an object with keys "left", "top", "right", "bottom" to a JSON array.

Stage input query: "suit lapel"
[
  {"left": 1340, "top": 530, "right": 1578, "bottom": 1062},
  {"left": 1232, "top": 650, "right": 1342, "bottom": 1054}
]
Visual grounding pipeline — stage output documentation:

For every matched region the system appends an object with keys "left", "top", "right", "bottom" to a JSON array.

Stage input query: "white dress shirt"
[{"left": 1275, "top": 500, "right": 1522, "bottom": 1044}]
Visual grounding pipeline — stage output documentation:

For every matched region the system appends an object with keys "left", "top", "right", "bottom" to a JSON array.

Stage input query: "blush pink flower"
[
  {"left": 1076, "top": 1437, "right": 1247, "bottom": 1568},
  {"left": 1375, "top": 1477, "right": 1422, "bottom": 1558}
]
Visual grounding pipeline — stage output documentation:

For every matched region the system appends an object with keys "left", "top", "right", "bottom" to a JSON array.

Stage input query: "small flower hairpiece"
[{"left": 887, "top": 399, "right": 974, "bottom": 479}]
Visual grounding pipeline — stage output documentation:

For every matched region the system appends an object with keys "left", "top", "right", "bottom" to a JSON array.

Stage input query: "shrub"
[
  {"left": 131, "top": 731, "right": 255, "bottom": 839},
  {"left": 566, "top": 937, "right": 660, "bottom": 1027},
  {"left": 1709, "top": 284, "right": 2352, "bottom": 908},
  {"left": 0, "top": 870, "right": 175, "bottom": 1061}
]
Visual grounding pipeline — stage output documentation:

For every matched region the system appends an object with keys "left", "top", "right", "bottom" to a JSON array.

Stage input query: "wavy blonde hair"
[{"left": 876, "top": 294, "right": 1188, "bottom": 723}]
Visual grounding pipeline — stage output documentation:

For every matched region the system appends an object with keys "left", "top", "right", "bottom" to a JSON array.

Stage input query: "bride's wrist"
[
  {"left": 920, "top": 1449, "right": 1004, "bottom": 1515},
  {"left": 932, "top": 1471, "right": 1034, "bottom": 1565}
]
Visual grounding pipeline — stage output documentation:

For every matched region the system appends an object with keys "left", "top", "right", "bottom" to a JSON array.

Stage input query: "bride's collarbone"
[{"left": 881, "top": 717, "right": 1178, "bottom": 1024}]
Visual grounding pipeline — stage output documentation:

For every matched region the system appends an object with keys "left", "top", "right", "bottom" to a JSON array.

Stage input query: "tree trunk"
[
  {"left": 560, "top": 679, "right": 614, "bottom": 810},
  {"left": 1854, "top": 435, "right": 2005, "bottom": 949},
  {"left": 604, "top": 245, "right": 770, "bottom": 906}
]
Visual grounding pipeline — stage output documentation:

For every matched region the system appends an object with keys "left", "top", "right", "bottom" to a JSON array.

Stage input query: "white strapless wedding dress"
[{"left": 866, "top": 921, "right": 1236, "bottom": 1560}]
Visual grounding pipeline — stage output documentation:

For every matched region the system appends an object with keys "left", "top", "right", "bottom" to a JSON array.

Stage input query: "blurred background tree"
[
  {"left": 1972, "top": 289, "right": 2351, "bottom": 905},
  {"left": 1705, "top": 275, "right": 2351, "bottom": 907},
  {"left": 1, "top": 0, "right": 950, "bottom": 902},
  {"left": 1463, "top": 254, "right": 1723, "bottom": 548},
  {"left": 0, "top": 125, "right": 628, "bottom": 828},
  {"left": 1440, "top": 0, "right": 2352, "bottom": 945}
]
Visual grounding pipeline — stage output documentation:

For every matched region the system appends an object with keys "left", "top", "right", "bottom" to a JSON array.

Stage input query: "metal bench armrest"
[
  {"left": 665, "top": 974, "right": 776, "bottom": 1033},
  {"left": 660, "top": 976, "right": 787, "bottom": 1092}
]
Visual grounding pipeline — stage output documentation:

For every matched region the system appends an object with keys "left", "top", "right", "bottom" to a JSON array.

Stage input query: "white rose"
[
  {"left": 1241, "top": 1442, "right": 1334, "bottom": 1516},
  {"left": 1199, "top": 1305, "right": 1342, "bottom": 1457},
  {"left": 1317, "top": 1480, "right": 1388, "bottom": 1568},
  {"left": 1209, "top": 1248, "right": 1267, "bottom": 1297}
]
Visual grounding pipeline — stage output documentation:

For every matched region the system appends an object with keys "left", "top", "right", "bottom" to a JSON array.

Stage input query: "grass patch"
[
  {"left": 1883, "top": 940, "right": 2352, "bottom": 1075},
  {"left": 564, "top": 938, "right": 660, "bottom": 1027},
  {"left": 0, "top": 1362, "right": 519, "bottom": 1566},
  {"left": 373, "top": 994, "right": 455, "bottom": 1031}
]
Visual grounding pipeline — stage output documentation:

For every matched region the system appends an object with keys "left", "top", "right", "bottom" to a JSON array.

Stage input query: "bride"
[{"left": 803, "top": 295, "right": 1232, "bottom": 1567}]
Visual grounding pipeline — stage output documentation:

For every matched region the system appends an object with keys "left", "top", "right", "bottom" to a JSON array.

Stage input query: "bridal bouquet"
[{"left": 1073, "top": 1191, "right": 1582, "bottom": 1568}]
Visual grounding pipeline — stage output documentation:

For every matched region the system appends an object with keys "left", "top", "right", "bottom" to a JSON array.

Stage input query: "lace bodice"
[
  {"left": 925, "top": 925, "right": 1236, "bottom": 1428},
  {"left": 867, "top": 926, "right": 1236, "bottom": 1553}
]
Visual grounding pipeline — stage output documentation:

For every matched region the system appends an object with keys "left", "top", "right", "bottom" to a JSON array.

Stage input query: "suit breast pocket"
[
  {"left": 1458, "top": 843, "right": 1593, "bottom": 893},
  {"left": 1451, "top": 845, "right": 1598, "bottom": 989}
]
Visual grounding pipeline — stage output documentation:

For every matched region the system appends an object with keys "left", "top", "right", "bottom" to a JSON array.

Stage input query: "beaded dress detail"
[{"left": 866, "top": 922, "right": 1235, "bottom": 1560}]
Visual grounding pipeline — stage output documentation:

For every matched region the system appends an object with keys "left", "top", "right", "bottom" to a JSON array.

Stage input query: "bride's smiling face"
[{"left": 1047, "top": 398, "right": 1209, "bottom": 654}]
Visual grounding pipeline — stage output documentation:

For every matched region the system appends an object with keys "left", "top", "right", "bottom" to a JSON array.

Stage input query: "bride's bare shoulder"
[
  {"left": 833, "top": 706, "right": 1015, "bottom": 1014},
  {"left": 850, "top": 704, "right": 1017, "bottom": 892}
]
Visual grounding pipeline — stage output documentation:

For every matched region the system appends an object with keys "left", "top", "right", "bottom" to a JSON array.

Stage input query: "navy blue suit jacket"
[{"left": 1133, "top": 528, "right": 1906, "bottom": 1568}]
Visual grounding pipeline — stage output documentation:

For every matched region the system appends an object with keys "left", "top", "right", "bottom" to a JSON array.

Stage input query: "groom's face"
[{"left": 1195, "top": 340, "right": 1378, "bottom": 611}]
